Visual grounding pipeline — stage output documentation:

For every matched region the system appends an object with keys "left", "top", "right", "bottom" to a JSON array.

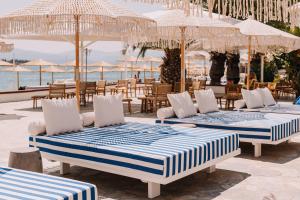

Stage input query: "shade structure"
[
  {"left": 144, "top": 9, "right": 240, "bottom": 92},
  {"left": 133, "top": 0, "right": 299, "bottom": 28},
  {"left": 235, "top": 19, "right": 300, "bottom": 89},
  {"left": 22, "top": 59, "right": 57, "bottom": 86},
  {"left": 2, "top": 66, "right": 32, "bottom": 89},
  {"left": 89, "top": 62, "right": 119, "bottom": 80},
  {"left": 139, "top": 56, "right": 162, "bottom": 78},
  {"left": 42, "top": 66, "right": 67, "bottom": 83},
  {"left": 0, "top": 41, "right": 14, "bottom": 53},
  {"left": 0, "top": 0, "right": 155, "bottom": 108}
]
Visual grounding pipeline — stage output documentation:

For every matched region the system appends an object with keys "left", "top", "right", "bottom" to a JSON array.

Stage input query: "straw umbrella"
[
  {"left": 2, "top": 66, "right": 32, "bottom": 89},
  {"left": 89, "top": 61, "right": 118, "bottom": 80},
  {"left": 0, "top": 0, "right": 154, "bottom": 108},
  {"left": 42, "top": 66, "right": 67, "bottom": 83},
  {"left": 22, "top": 59, "right": 57, "bottom": 86},
  {"left": 144, "top": 9, "right": 240, "bottom": 92}
]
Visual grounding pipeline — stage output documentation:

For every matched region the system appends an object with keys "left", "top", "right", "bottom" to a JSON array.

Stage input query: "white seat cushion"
[
  {"left": 257, "top": 88, "right": 276, "bottom": 106},
  {"left": 194, "top": 89, "right": 219, "bottom": 114},
  {"left": 235, "top": 99, "right": 247, "bottom": 109},
  {"left": 167, "top": 92, "right": 197, "bottom": 119},
  {"left": 28, "top": 121, "right": 46, "bottom": 136},
  {"left": 157, "top": 107, "right": 176, "bottom": 120},
  {"left": 94, "top": 94, "right": 125, "bottom": 127},
  {"left": 241, "top": 89, "right": 264, "bottom": 109},
  {"left": 80, "top": 112, "right": 95, "bottom": 127},
  {"left": 42, "top": 98, "right": 83, "bottom": 136}
]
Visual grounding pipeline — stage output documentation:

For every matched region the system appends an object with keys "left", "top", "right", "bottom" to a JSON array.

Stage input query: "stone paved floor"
[{"left": 1, "top": 100, "right": 300, "bottom": 200}]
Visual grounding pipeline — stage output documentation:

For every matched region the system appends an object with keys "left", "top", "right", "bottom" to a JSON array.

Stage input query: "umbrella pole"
[
  {"left": 247, "top": 36, "right": 252, "bottom": 90},
  {"left": 52, "top": 72, "right": 54, "bottom": 84},
  {"left": 180, "top": 27, "right": 186, "bottom": 93},
  {"left": 101, "top": 66, "right": 104, "bottom": 80},
  {"left": 261, "top": 55, "right": 264, "bottom": 83},
  {"left": 17, "top": 71, "right": 19, "bottom": 90},
  {"left": 75, "top": 15, "right": 81, "bottom": 109},
  {"left": 151, "top": 61, "right": 153, "bottom": 78},
  {"left": 39, "top": 65, "right": 42, "bottom": 86}
]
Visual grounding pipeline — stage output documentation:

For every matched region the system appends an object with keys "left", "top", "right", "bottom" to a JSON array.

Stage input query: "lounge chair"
[
  {"left": 156, "top": 110, "right": 300, "bottom": 157},
  {"left": 29, "top": 122, "right": 240, "bottom": 198},
  {"left": 0, "top": 167, "right": 97, "bottom": 200}
]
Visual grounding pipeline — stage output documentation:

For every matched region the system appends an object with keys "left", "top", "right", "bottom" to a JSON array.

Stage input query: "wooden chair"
[
  {"left": 111, "top": 80, "right": 129, "bottom": 98},
  {"left": 48, "top": 84, "right": 66, "bottom": 99},
  {"left": 224, "top": 84, "right": 242, "bottom": 110},
  {"left": 85, "top": 82, "right": 97, "bottom": 102},
  {"left": 147, "top": 84, "right": 172, "bottom": 112},
  {"left": 267, "top": 82, "right": 278, "bottom": 99},
  {"left": 129, "top": 78, "right": 137, "bottom": 97},
  {"left": 96, "top": 80, "right": 106, "bottom": 95}
]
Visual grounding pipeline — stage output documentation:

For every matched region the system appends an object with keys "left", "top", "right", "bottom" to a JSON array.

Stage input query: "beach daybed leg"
[
  {"left": 60, "top": 162, "right": 70, "bottom": 175},
  {"left": 253, "top": 143, "right": 262, "bottom": 157},
  {"left": 206, "top": 165, "right": 216, "bottom": 173},
  {"left": 148, "top": 182, "right": 160, "bottom": 199}
]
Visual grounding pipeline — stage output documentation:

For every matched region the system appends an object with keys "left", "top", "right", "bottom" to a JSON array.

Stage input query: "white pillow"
[
  {"left": 157, "top": 107, "right": 176, "bottom": 120},
  {"left": 167, "top": 92, "right": 197, "bottom": 119},
  {"left": 235, "top": 99, "right": 247, "bottom": 109},
  {"left": 194, "top": 89, "right": 219, "bottom": 114},
  {"left": 28, "top": 121, "right": 46, "bottom": 136},
  {"left": 94, "top": 94, "right": 125, "bottom": 127},
  {"left": 257, "top": 88, "right": 276, "bottom": 106},
  {"left": 80, "top": 112, "right": 95, "bottom": 127},
  {"left": 241, "top": 89, "right": 264, "bottom": 109},
  {"left": 42, "top": 98, "right": 83, "bottom": 136}
]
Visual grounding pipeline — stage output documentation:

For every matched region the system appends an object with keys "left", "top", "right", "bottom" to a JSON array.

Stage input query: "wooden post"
[
  {"left": 180, "top": 27, "right": 186, "bottom": 93},
  {"left": 17, "top": 71, "right": 20, "bottom": 90},
  {"left": 39, "top": 65, "right": 42, "bottom": 86},
  {"left": 261, "top": 55, "right": 264, "bottom": 83},
  {"left": 101, "top": 66, "right": 104, "bottom": 80},
  {"left": 51, "top": 72, "right": 54, "bottom": 84},
  {"left": 75, "top": 15, "right": 81, "bottom": 109},
  {"left": 247, "top": 36, "right": 252, "bottom": 90}
]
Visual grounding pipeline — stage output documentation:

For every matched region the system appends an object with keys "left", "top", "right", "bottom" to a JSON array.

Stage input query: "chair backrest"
[
  {"left": 49, "top": 84, "right": 66, "bottom": 97},
  {"left": 153, "top": 84, "right": 172, "bottom": 97},
  {"left": 268, "top": 82, "right": 277, "bottom": 90},
  {"left": 226, "top": 84, "right": 242, "bottom": 94},
  {"left": 192, "top": 81, "right": 201, "bottom": 90},
  {"left": 144, "top": 78, "right": 155, "bottom": 85},
  {"left": 118, "top": 80, "right": 128, "bottom": 88},
  {"left": 86, "top": 82, "right": 97, "bottom": 92},
  {"left": 130, "top": 78, "right": 137, "bottom": 87},
  {"left": 97, "top": 80, "right": 106, "bottom": 89}
]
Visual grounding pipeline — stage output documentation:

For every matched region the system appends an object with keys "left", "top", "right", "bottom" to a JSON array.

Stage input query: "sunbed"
[
  {"left": 240, "top": 103, "right": 300, "bottom": 115},
  {"left": 29, "top": 122, "right": 240, "bottom": 198},
  {"left": 156, "top": 111, "right": 300, "bottom": 157},
  {"left": 0, "top": 167, "right": 97, "bottom": 200}
]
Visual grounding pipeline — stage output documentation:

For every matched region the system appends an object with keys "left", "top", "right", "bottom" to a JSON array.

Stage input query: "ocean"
[{"left": 0, "top": 66, "right": 159, "bottom": 91}]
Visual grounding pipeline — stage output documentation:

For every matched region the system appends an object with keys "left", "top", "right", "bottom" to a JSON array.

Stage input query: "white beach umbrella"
[
  {"left": 89, "top": 61, "right": 119, "bottom": 80},
  {"left": 0, "top": 0, "right": 155, "bottom": 108},
  {"left": 42, "top": 66, "right": 67, "bottom": 83},
  {"left": 235, "top": 19, "right": 300, "bottom": 89},
  {"left": 22, "top": 59, "right": 57, "bottom": 86},
  {"left": 144, "top": 9, "right": 240, "bottom": 92},
  {"left": 2, "top": 66, "right": 32, "bottom": 89},
  {"left": 139, "top": 56, "right": 162, "bottom": 78}
]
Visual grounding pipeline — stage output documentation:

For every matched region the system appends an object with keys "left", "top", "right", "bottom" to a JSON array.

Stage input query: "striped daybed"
[
  {"left": 29, "top": 123, "right": 240, "bottom": 198},
  {"left": 0, "top": 167, "right": 97, "bottom": 200},
  {"left": 240, "top": 104, "right": 300, "bottom": 115},
  {"left": 156, "top": 111, "right": 300, "bottom": 157}
]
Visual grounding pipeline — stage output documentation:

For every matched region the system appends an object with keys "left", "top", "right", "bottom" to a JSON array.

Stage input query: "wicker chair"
[
  {"left": 96, "top": 80, "right": 106, "bottom": 95},
  {"left": 129, "top": 78, "right": 137, "bottom": 97},
  {"left": 146, "top": 84, "right": 172, "bottom": 112},
  {"left": 85, "top": 82, "right": 97, "bottom": 102},
  {"left": 48, "top": 84, "right": 66, "bottom": 99},
  {"left": 224, "top": 84, "right": 242, "bottom": 109},
  {"left": 111, "top": 80, "right": 129, "bottom": 98}
]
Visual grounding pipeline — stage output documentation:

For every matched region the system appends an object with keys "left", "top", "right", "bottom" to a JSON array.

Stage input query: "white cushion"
[
  {"left": 167, "top": 92, "right": 197, "bottom": 119},
  {"left": 235, "top": 99, "right": 247, "bottom": 109},
  {"left": 80, "top": 112, "right": 95, "bottom": 127},
  {"left": 194, "top": 89, "right": 219, "bottom": 114},
  {"left": 94, "top": 94, "right": 125, "bottom": 127},
  {"left": 241, "top": 89, "right": 264, "bottom": 109},
  {"left": 257, "top": 88, "right": 276, "bottom": 106},
  {"left": 42, "top": 98, "right": 83, "bottom": 136},
  {"left": 157, "top": 107, "right": 176, "bottom": 120},
  {"left": 28, "top": 121, "right": 46, "bottom": 136}
]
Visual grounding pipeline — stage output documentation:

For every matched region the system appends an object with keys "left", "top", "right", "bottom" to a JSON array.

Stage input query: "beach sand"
[{"left": 1, "top": 100, "right": 300, "bottom": 200}]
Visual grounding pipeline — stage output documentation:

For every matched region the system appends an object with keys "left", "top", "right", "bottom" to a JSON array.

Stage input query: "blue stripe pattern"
[
  {"left": 29, "top": 123, "right": 239, "bottom": 178},
  {"left": 0, "top": 167, "right": 97, "bottom": 200},
  {"left": 157, "top": 111, "right": 300, "bottom": 142}
]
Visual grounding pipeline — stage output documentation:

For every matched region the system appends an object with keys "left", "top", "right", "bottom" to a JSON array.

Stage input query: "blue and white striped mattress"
[
  {"left": 0, "top": 167, "right": 97, "bottom": 200},
  {"left": 29, "top": 123, "right": 239, "bottom": 179},
  {"left": 156, "top": 111, "right": 300, "bottom": 142},
  {"left": 241, "top": 104, "right": 300, "bottom": 115}
]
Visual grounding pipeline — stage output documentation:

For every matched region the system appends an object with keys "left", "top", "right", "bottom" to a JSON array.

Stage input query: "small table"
[
  {"left": 8, "top": 147, "right": 43, "bottom": 173},
  {"left": 31, "top": 95, "right": 47, "bottom": 109}
]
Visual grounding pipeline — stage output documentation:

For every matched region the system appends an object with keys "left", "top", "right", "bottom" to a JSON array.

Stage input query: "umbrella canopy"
[
  {"left": 144, "top": 9, "right": 240, "bottom": 92},
  {"left": 0, "top": 0, "right": 155, "bottom": 108},
  {"left": 22, "top": 59, "right": 58, "bottom": 86},
  {"left": 0, "top": 41, "right": 14, "bottom": 52},
  {"left": 2, "top": 66, "right": 32, "bottom": 89},
  {"left": 0, "top": 60, "right": 13, "bottom": 66},
  {"left": 42, "top": 66, "right": 68, "bottom": 83},
  {"left": 89, "top": 61, "right": 118, "bottom": 67}
]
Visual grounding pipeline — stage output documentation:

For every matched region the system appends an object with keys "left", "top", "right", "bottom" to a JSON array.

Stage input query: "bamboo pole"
[
  {"left": 75, "top": 15, "right": 81, "bottom": 109},
  {"left": 180, "top": 27, "right": 186, "bottom": 93},
  {"left": 39, "top": 65, "right": 42, "bottom": 86},
  {"left": 247, "top": 36, "right": 252, "bottom": 90}
]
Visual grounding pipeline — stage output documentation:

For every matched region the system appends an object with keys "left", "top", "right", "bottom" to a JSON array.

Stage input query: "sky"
[{"left": 0, "top": 0, "right": 163, "bottom": 54}]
